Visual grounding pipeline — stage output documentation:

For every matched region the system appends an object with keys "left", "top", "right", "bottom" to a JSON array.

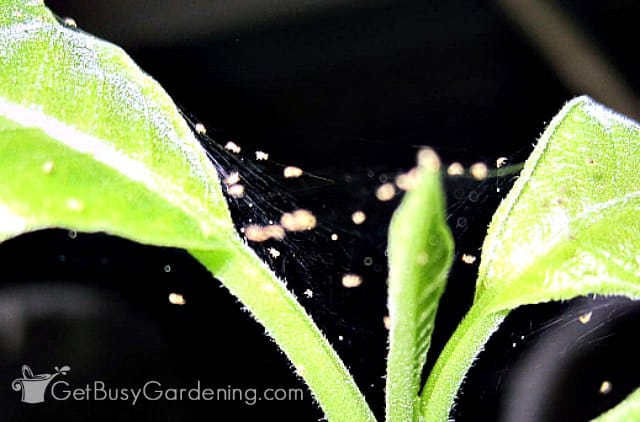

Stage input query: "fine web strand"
[{"left": 181, "top": 111, "right": 530, "bottom": 404}]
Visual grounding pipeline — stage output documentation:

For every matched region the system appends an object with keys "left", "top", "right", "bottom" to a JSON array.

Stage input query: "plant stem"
[
  {"left": 190, "top": 241, "right": 376, "bottom": 422},
  {"left": 419, "top": 301, "right": 507, "bottom": 420}
]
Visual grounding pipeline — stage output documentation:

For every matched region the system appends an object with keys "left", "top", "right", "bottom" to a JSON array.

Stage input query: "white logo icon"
[{"left": 12, "top": 365, "right": 70, "bottom": 404}]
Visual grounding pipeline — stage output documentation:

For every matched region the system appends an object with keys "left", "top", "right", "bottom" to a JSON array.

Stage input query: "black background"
[{"left": 1, "top": 0, "right": 639, "bottom": 420}]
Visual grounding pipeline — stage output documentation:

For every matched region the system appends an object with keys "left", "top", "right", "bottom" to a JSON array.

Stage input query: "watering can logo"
[{"left": 11, "top": 365, "right": 70, "bottom": 404}]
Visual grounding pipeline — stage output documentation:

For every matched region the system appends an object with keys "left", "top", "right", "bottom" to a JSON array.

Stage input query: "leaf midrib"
[{"left": 0, "top": 96, "right": 231, "bottom": 241}]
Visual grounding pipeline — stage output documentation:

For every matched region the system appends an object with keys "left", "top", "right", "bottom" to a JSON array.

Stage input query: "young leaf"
[
  {"left": 590, "top": 387, "right": 640, "bottom": 422},
  {"left": 385, "top": 151, "right": 454, "bottom": 422},
  {"left": 0, "top": 2, "right": 375, "bottom": 420},
  {"left": 475, "top": 96, "right": 640, "bottom": 311},
  {"left": 0, "top": 0, "right": 233, "bottom": 249},
  {"left": 421, "top": 96, "right": 640, "bottom": 420}
]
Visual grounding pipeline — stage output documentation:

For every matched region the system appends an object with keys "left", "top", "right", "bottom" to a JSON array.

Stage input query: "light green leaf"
[
  {"left": 476, "top": 96, "right": 640, "bottom": 310},
  {"left": 591, "top": 387, "right": 640, "bottom": 422},
  {"left": 385, "top": 151, "right": 454, "bottom": 422},
  {"left": 421, "top": 96, "right": 640, "bottom": 420},
  {"left": 0, "top": 2, "right": 375, "bottom": 421},
  {"left": 0, "top": 0, "right": 232, "bottom": 248}
]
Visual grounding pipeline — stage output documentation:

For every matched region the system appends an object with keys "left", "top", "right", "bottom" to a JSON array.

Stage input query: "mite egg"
[
  {"left": 461, "top": 254, "right": 477, "bottom": 264},
  {"left": 470, "top": 162, "right": 488, "bottom": 180},
  {"left": 447, "top": 162, "right": 464, "bottom": 176},
  {"left": 342, "top": 274, "right": 363, "bottom": 288},
  {"left": 284, "top": 166, "right": 304, "bottom": 178},
  {"left": 351, "top": 211, "right": 366, "bottom": 225},
  {"left": 225, "top": 141, "right": 241, "bottom": 154},
  {"left": 376, "top": 183, "right": 396, "bottom": 201},
  {"left": 280, "top": 209, "right": 317, "bottom": 231},
  {"left": 168, "top": 293, "right": 186, "bottom": 305}
]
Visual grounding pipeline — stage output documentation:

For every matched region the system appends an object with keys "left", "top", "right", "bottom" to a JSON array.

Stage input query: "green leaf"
[
  {"left": 421, "top": 96, "right": 640, "bottom": 420},
  {"left": 385, "top": 151, "right": 454, "bottom": 422},
  {"left": 591, "top": 387, "right": 640, "bottom": 422},
  {"left": 476, "top": 96, "right": 640, "bottom": 310},
  {"left": 0, "top": 0, "right": 232, "bottom": 248},
  {"left": 0, "top": 2, "right": 375, "bottom": 421}
]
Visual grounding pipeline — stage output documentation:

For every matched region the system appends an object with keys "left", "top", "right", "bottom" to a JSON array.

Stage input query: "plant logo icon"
[{"left": 11, "top": 365, "right": 70, "bottom": 404}]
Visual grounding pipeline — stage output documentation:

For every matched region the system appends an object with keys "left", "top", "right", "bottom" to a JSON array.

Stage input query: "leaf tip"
[{"left": 417, "top": 147, "right": 441, "bottom": 172}]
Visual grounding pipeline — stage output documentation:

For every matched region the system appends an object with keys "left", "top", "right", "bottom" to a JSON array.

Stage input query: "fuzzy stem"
[
  {"left": 190, "top": 241, "right": 376, "bottom": 422},
  {"left": 420, "top": 301, "right": 506, "bottom": 420}
]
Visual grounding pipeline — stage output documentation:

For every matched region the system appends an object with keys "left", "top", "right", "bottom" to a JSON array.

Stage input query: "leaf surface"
[
  {"left": 421, "top": 97, "right": 640, "bottom": 420},
  {"left": 385, "top": 152, "right": 454, "bottom": 422},
  {"left": 0, "top": 3, "right": 374, "bottom": 420}
]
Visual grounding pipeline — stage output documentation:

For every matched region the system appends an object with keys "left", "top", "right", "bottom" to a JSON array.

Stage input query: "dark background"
[{"left": 1, "top": 0, "right": 639, "bottom": 420}]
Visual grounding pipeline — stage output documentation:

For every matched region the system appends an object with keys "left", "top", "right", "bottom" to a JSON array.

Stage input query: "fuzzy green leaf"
[
  {"left": 385, "top": 153, "right": 454, "bottom": 422},
  {"left": 421, "top": 96, "right": 640, "bottom": 420},
  {"left": 476, "top": 96, "right": 640, "bottom": 311},
  {"left": 0, "top": 0, "right": 233, "bottom": 248},
  {"left": 0, "top": 2, "right": 374, "bottom": 421}
]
